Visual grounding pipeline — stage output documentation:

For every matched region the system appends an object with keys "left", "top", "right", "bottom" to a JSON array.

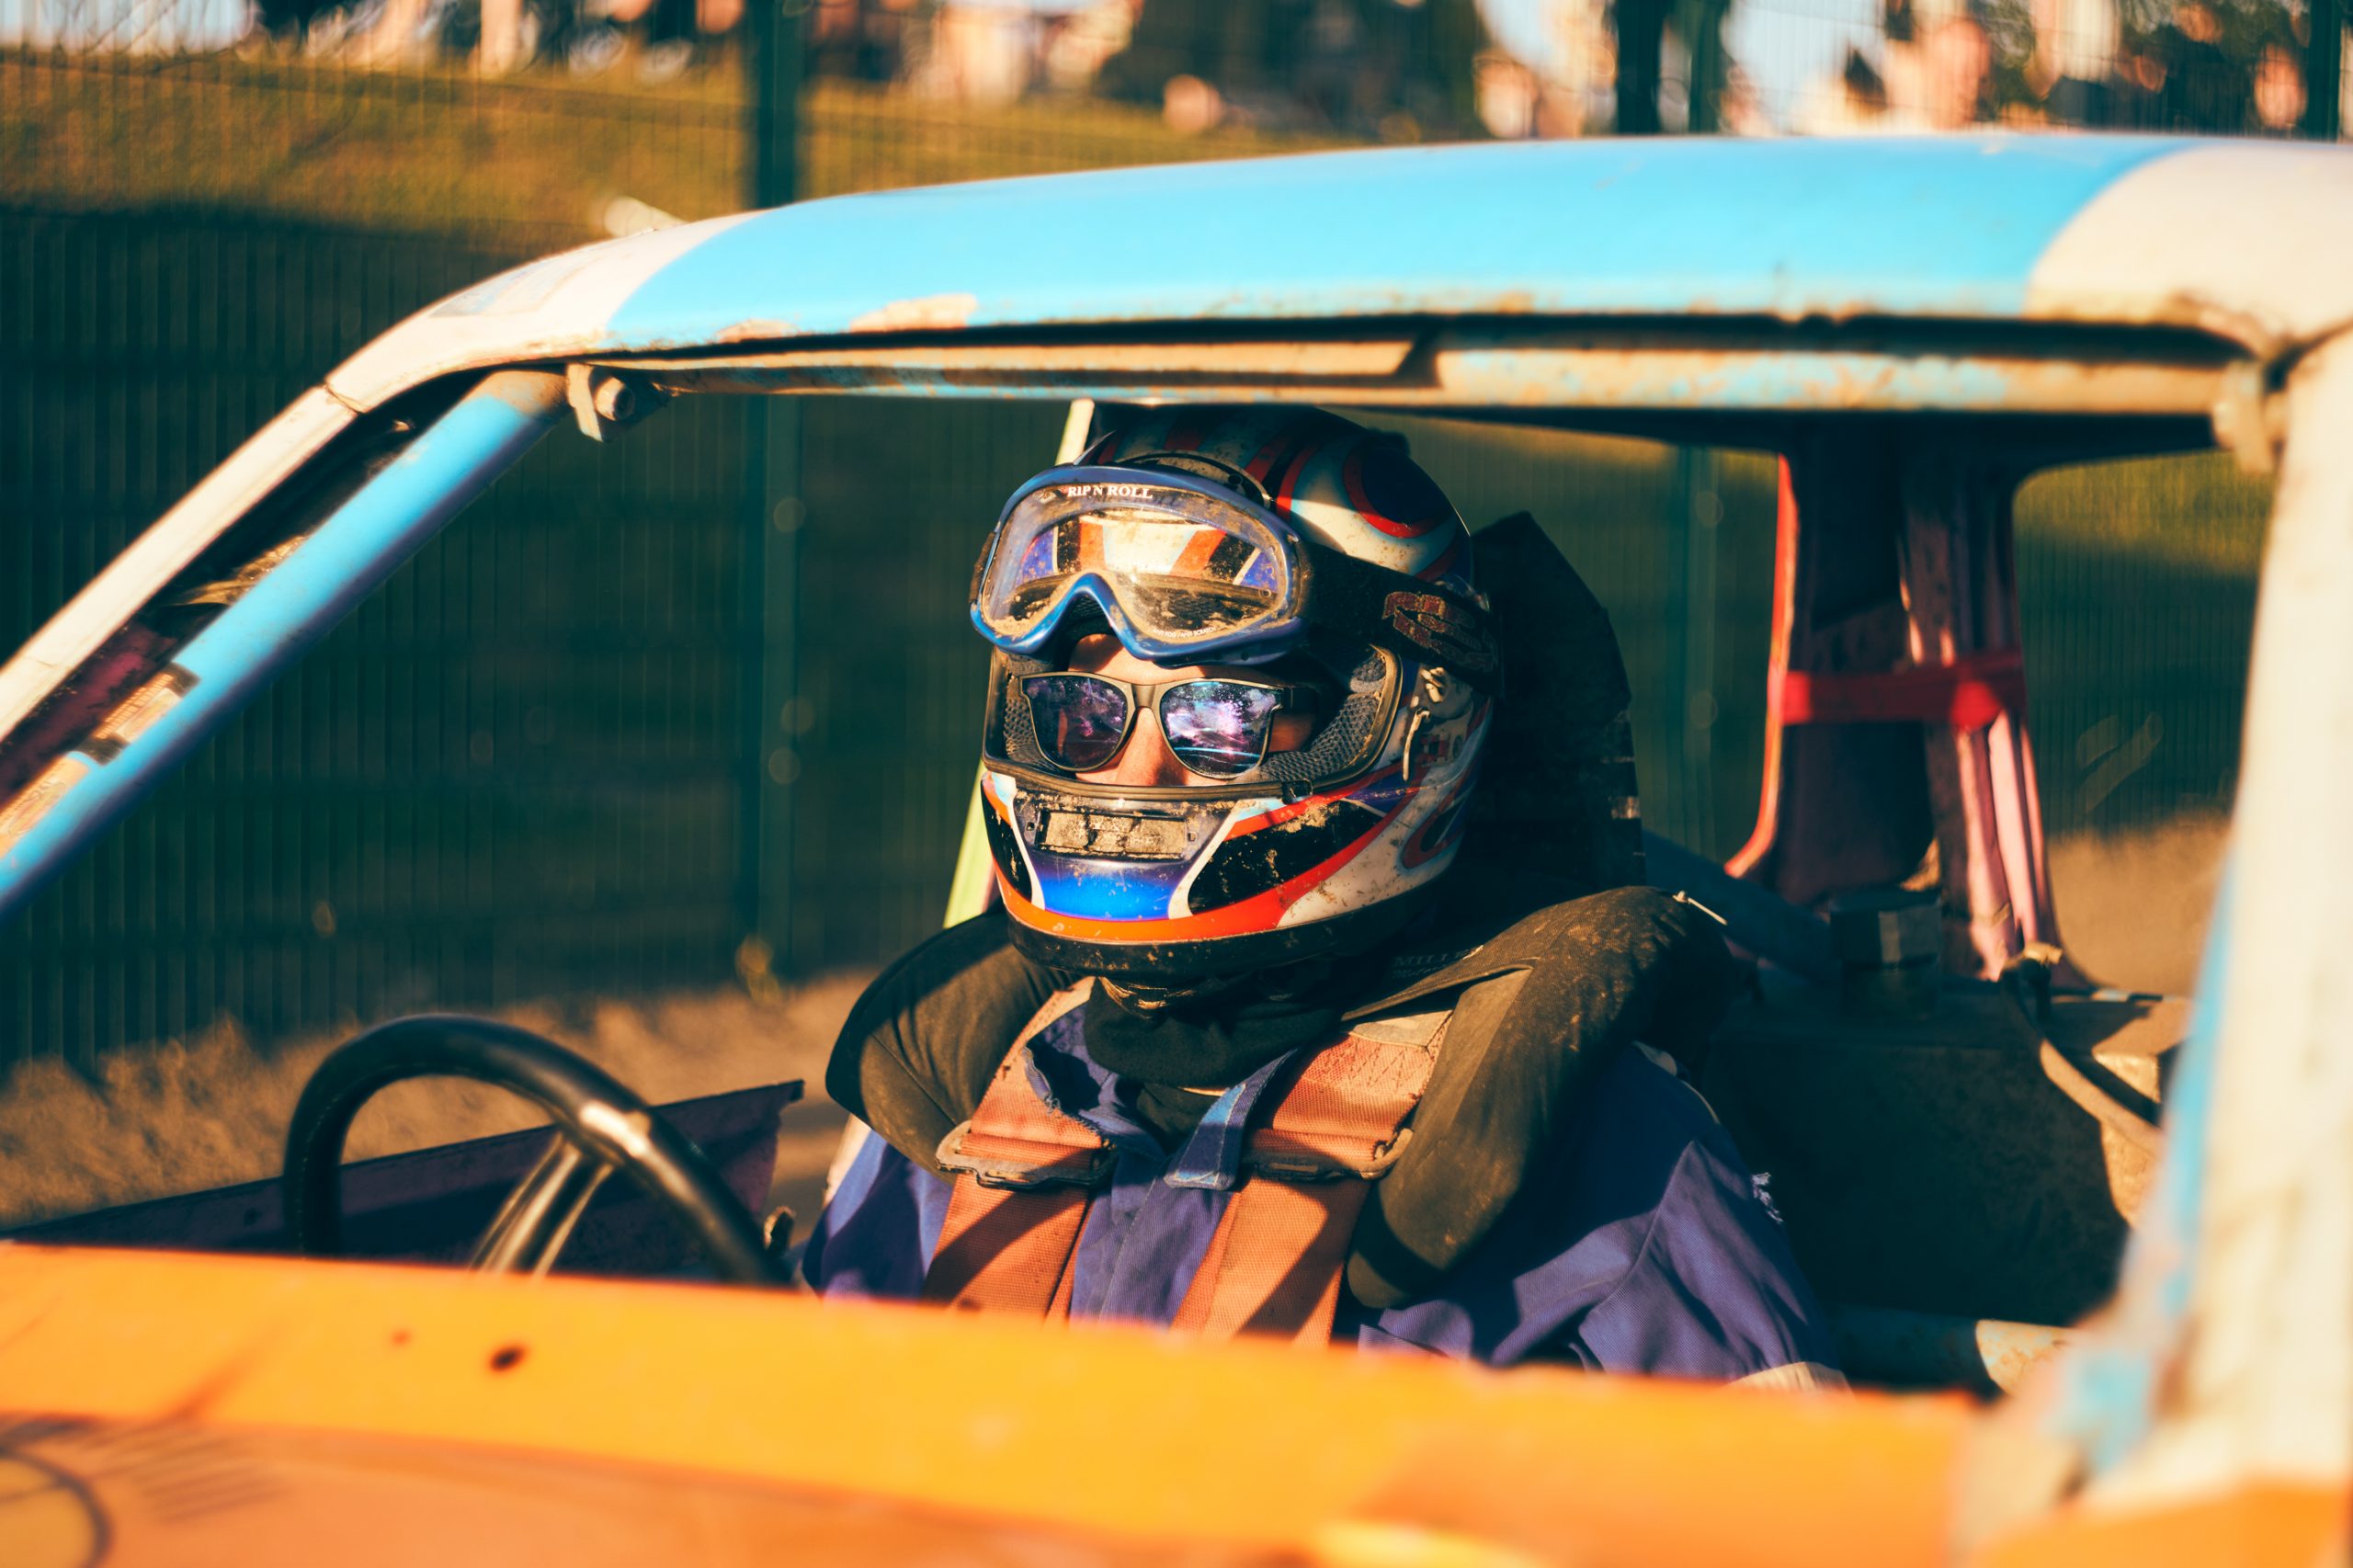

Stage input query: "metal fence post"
[
  {"left": 1614, "top": 0, "right": 1666, "bottom": 133},
  {"left": 2308, "top": 0, "right": 2344, "bottom": 142},
  {"left": 742, "top": 0, "right": 807, "bottom": 978}
]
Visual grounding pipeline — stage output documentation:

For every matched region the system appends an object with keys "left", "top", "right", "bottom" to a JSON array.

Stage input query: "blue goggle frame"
[{"left": 970, "top": 462, "right": 1502, "bottom": 688}]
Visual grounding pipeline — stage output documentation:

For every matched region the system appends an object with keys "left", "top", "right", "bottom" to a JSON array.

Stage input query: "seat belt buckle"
[
  {"left": 936, "top": 1120, "right": 1115, "bottom": 1190},
  {"left": 1243, "top": 1126, "right": 1415, "bottom": 1183}
]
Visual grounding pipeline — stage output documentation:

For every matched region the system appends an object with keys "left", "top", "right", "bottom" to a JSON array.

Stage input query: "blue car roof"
[
  {"left": 618, "top": 136, "right": 2179, "bottom": 335},
  {"left": 327, "top": 134, "right": 2353, "bottom": 408}
]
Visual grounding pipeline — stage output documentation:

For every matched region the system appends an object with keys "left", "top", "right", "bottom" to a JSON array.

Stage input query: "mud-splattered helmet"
[{"left": 970, "top": 406, "right": 1498, "bottom": 979}]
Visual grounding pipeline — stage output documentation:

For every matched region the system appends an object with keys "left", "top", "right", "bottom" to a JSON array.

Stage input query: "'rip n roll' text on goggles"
[
  {"left": 971, "top": 464, "right": 1501, "bottom": 687},
  {"left": 1019, "top": 673, "right": 1313, "bottom": 780}
]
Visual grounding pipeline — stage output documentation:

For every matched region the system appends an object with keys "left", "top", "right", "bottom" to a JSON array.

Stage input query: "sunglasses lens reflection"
[
  {"left": 1023, "top": 675, "right": 1131, "bottom": 771},
  {"left": 1162, "top": 681, "right": 1281, "bottom": 778}
]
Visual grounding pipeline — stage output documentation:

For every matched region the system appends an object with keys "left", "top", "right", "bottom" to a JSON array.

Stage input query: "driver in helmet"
[{"left": 803, "top": 408, "right": 1840, "bottom": 1384}]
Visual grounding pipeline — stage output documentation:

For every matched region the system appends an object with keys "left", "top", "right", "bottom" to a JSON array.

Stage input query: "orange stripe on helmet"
[
  {"left": 1273, "top": 433, "right": 1331, "bottom": 516},
  {"left": 1341, "top": 439, "right": 1450, "bottom": 540},
  {"left": 1222, "top": 766, "right": 1403, "bottom": 841},
  {"left": 1172, "top": 528, "right": 1229, "bottom": 577},
  {"left": 1244, "top": 429, "right": 1301, "bottom": 486}
]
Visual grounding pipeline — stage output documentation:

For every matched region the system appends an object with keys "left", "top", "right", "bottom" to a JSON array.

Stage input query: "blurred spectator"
[
  {"left": 2108, "top": 33, "right": 2167, "bottom": 125},
  {"left": 1716, "top": 60, "right": 1775, "bottom": 131},
  {"left": 1919, "top": 7, "right": 1991, "bottom": 126},
  {"left": 2342, "top": 22, "right": 2353, "bottom": 133},
  {"left": 2251, "top": 37, "right": 2304, "bottom": 131},
  {"left": 1472, "top": 0, "right": 1616, "bottom": 136},
  {"left": 351, "top": 0, "right": 434, "bottom": 62},
  {"left": 908, "top": 3, "right": 1038, "bottom": 103},
  {"left": 1882, "top": 0, "right": 1990, "bottom": 129},
  {"left": 1795, "top": 45, "right": 1891, "bottom": 131},
  {"left": 1163, "top": 70, "right": 1225, "bottom": 128},
  {"left": 1043, "top": 2, "right": 1141, "bottom": 90},
  {"left": 2028, "top": 0, "right": 2119, "bottom": 126},
  {"left": 809, "top": 0, "right": 919, "bottom": 83},
  {"left": 254, "top": 0, "right": 343, "bottom": 47},
  {"left": 1475, "top": 50, "right": 1545, "bottom": 133},
  {"left": 1097, "top": 0, "right": 1483, "bottom": 138},
  {"left": 481, "top": 0, "right": 527, "bottom": 71},
  {"left": 2152, "top": 0, "right": 2250, "bottom": 130}
]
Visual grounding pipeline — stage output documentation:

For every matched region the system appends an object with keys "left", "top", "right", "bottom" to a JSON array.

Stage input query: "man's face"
[{"left": 1064, "top": 633, "right": 1321, "bottom": 789}]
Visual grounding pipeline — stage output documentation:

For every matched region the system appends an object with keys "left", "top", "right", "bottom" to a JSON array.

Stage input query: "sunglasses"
[{"left": 1018, "top": 673, "right": 1313, "bottom": 780}]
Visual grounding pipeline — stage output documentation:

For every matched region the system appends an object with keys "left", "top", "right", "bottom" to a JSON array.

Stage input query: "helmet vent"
[{"left": 1042, "top": 809, "right": 1194, "bottom": 860}]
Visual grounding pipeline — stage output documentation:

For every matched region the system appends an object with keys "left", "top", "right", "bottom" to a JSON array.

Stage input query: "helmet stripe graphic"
[{"left": 1342, "top": 439, "right": 1451, "bottom": 540}]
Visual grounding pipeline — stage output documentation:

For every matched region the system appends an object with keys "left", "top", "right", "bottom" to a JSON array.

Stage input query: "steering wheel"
[{"left": 284, "top": 1015, "right": 785, "bottom": 1285}]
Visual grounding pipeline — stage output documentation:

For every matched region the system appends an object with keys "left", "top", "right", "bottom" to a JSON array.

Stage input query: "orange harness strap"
[
  {"left": 1170, "top": 1017, "right": 1444, "bottom": 1343},
  {"left": 922, "top": 987, "right": 1108, "bottom": 1317},
  {"left": 921, "top": 994, "right": 1446, "bottom": 1344},
  {"left": 922, "top": 1179, "right": 1094, "bottom": 1316}
]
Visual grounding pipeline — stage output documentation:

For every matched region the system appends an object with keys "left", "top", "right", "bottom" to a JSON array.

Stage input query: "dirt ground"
[
  {"left": 0, "top": 814, "right": 2228, "bottom": 1234},
  {"left": 2044, "top": 812, "right": 2227, "bottom": 996},
  {"left": 0, "top": 971, "right": 871, "bottom": 1233}
]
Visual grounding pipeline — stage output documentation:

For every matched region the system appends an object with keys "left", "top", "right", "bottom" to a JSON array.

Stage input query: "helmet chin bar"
[{"left": 1003, "top": 892, "right": 1432, "bottom": 983}]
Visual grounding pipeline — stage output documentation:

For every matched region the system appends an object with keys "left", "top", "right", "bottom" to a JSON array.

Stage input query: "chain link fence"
[{"left": 1, "top": 0, "right": 2308, "bottom": 1067}]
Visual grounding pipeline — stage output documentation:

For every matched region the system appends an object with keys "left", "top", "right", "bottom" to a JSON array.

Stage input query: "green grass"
[
  {"left": 1, "top": 49, "right": 1342, "bottom": 236},
  {"left": 2018, "top": 448, "right": 2271, "bottom": 576}
]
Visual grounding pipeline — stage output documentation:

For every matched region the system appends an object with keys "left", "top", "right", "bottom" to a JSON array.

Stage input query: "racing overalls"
[{"left": 806, "top": 982, "right": 1842, "bottom": 1383}]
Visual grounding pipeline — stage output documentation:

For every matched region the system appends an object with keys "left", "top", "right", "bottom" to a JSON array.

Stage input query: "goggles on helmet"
[{"left": 971, "top": 464, "right": 1501, "bottom": 688}]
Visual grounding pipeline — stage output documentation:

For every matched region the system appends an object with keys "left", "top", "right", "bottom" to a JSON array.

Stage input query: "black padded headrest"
[{"left": 1451, "top": 512, "right": 1644, "bottom": 905}]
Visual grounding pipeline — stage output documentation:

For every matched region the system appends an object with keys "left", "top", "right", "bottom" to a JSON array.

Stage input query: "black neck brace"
[{"left": 1081, "top": 974, "right": 1349, "bottom": 1148}]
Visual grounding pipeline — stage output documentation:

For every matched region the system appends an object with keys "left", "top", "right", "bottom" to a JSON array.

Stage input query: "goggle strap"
[{"left": 1296, "top": 541, "right": 1502, "bottom": 691}]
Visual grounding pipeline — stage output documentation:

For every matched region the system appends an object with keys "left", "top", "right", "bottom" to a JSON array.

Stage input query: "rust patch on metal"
[
  {"left": 848, "top": 293, "right": 979, "bottom": 334},
  {"left": 0, "top": 754, "right": 90, "bottom": 858},
  {"left": 82, "top": 667, "right": 196, "bottom": 760},
  {"left": 714, "top": 319, "right": 803, "bottom": 345}
]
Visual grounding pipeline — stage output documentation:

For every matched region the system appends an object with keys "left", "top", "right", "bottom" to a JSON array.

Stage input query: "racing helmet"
[{"left": 971, "top": 406, "right": 1500, "bottom": 979}]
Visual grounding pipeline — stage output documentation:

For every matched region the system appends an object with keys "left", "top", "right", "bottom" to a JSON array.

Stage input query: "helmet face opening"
[{"left": 972, "top": 408, "right": 1495, "bottom": 981}]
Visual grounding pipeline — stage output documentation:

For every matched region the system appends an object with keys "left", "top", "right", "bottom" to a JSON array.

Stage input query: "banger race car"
[{"left": 2, "top": 134, "right": 2349, "bottom": 1565}]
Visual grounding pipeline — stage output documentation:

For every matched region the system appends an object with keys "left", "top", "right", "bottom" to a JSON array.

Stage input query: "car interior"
[{"left": 3, "top": 364, "right": 2263, "bottom": 1400}]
